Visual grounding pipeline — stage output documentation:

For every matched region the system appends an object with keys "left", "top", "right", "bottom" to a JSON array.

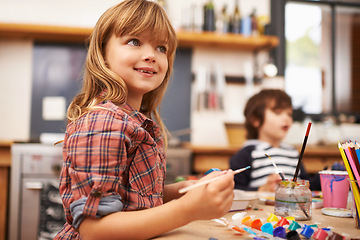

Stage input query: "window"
[{"left": 270, "top": 0, "right": 360, "bottom": 119}]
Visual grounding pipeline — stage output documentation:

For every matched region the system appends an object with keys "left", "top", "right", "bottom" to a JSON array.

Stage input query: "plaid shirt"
[{"left": 54, "top": 101, "right": 166, "bottom": 239}]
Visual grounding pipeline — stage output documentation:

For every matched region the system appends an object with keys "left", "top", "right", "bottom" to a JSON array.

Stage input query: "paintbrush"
[
  {"left": 265, "top": 154, "right": 285, "bottom": 180},
  {"left": 178, "top": 166, "right": 251, "bottom": 194},
  {"left": 293, "top": 122, "right": 312, "bottom": 182}
]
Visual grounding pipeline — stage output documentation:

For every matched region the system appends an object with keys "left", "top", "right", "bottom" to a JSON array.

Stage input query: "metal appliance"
[
  {"left": 8, "top": 143, "right": 65, "bottom": 240},
  {"left": 8, "top": 144, "right": 191, "bottom": 240}
]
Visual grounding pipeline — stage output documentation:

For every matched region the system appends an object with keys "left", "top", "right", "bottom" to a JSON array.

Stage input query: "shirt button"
[
  {"left": 91, "top": 189, "right": 102, "bottom": 197},
  {"left": 159, "top": 192, "right": 163, "bottom": 197},
  {"left": 158, "top": 164, "right": 163, "bottom": 170}
]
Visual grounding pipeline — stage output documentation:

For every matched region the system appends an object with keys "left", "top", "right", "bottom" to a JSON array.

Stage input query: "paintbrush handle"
[
  {"left": 278, "top": 172, "right": 286, "bottom": 181},
  {"left": 293, "top": 122, "right": 312, "bottom": 182},
  {"left": 178, "top": 167, "right": 250, "bottom": 194},
  {"left": 293, "top": 136, "right": 308, "bottom": 181}
]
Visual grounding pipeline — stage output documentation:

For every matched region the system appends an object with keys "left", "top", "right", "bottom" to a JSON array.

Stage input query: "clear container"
[{"left": 274, "top": 180, "right": 312, "bottom": 220}]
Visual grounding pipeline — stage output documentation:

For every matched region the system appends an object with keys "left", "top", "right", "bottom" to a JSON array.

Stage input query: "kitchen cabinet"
[
  {"left": 0, "top": 23, "right": 279, "bottom": 50},
  {"left": 0, "top": 141, "right": 11, "bottom": 240}
]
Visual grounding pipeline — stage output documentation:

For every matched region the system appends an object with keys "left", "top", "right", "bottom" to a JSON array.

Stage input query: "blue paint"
[
  {"left": 204, "top": 168, "right": 221, "bottom": 175},
  {"left": 273, "top": 226, "right": 286, "bottom": 239},
  {"left": 260, "top": 222, "right": 273, "bottom": 235},
  {"left": 300, "top": 224, "right": 314, "bottom": 239},
  {"left": 323, "top": 175, "right": 346, "bottom": 192}
]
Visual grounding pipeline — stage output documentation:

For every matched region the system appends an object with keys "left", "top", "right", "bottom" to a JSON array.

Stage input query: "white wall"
[
  {"left": 0, "top": 40, "right": 33, "bottom": 141},
  {"left": 0, "top": 0, "right": 274, "bottom": 143}
]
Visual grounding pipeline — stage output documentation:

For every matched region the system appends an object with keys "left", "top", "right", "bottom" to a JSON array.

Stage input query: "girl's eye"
[
  {"left": 157, "top": 46, "right": 167, "bottom": 54},
  {"left": 273, "top": 109, "right": 282, "bottom": 115},
  {"left": 127, "top": 39, "right": 140, "bottom": 46}
]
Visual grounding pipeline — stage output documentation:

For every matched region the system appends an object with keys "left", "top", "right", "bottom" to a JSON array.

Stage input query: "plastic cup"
[{"left": 319, "top": 170, "right": 349, "bottom": 209}]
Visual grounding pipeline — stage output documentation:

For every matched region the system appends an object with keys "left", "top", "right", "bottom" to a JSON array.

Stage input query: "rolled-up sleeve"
[{"left": 70, "top": 194, "right": 123, "bottom": 229}]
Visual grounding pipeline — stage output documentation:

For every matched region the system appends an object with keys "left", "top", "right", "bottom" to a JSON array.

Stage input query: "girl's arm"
[
  {"left": 163, "top": 180, "right": 198, "bottom": 203},
  {"left": 79, "top": 171, "right": 234, "bottom": 240}
]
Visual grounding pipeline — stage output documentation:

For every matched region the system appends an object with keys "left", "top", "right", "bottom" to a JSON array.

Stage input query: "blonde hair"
[{"left": 67, "top": 0, "right": 177, "bottom": 144}]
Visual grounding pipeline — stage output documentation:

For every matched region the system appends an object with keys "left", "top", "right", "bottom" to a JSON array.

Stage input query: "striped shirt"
[
  {"left": 54, "top": 100, "right": 166, "bottom": 239},
  {"left": 230, "top": 140, "right": 310, "bottom": 191}
]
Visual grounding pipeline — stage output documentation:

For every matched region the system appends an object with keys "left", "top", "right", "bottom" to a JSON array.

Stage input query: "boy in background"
[{"left": 230, "top": 89, "right": 320, "bottom": 192}]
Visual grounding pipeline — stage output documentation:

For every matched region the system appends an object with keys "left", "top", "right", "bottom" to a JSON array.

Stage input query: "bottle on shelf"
[
  {"left": 231, "top": 0, "right": 241, "bottom": 34},
  {"left": 203, "top": 0, "right": 215, "bottom": 32},
  {"left": 216, "top": 4, "right": 230, "bottom": 34},
  {"left": 250, "top": 8, "right": 259, "bottom": 36},
  {"left": 191, "top": 4, "right": 203, "bottom": 32},
  {"left": 241, "top": 14, "right": 251, "bottom": 36}
]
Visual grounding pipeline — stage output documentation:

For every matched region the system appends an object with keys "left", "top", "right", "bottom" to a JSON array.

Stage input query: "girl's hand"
[
  {"left": 179, "top": 170, "right": 235, "bottom": 221},
  {"left": 163, "top": 179, "right": 198, "bottom": 202},
  {"left": 258, "top": 173, "right": 282, "bottom": 192}
]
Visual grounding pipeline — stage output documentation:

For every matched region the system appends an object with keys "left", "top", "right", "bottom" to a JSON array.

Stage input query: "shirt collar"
[{"left": 98, "top": 89, "right": 156, "bottom": 131}]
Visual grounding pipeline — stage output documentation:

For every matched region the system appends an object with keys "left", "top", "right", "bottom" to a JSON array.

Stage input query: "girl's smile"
[{"left": 134, "top": 67, "right": 157, "bottom": 76}]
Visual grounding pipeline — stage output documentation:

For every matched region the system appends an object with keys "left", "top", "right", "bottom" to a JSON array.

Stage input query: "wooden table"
[{"left": 155, "top": 203, "right": 360, "bottom": 239}]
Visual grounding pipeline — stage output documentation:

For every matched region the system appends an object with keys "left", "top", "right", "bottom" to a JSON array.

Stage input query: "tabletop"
[{"left": 154, "top": 202, "right": 360, "bottom": 239}]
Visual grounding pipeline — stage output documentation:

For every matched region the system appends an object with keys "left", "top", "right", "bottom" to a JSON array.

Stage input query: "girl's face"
[
  {"left": 257, "top": 107, "right": 293, "bottom": 147},
  {"left": 105, "top": 31, "right": 169, "bottom": 109}
]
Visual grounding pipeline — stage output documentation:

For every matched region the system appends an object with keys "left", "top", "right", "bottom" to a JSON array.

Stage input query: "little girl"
[{"left": 54, "top": 1, "right": 235, "bottom": 239}]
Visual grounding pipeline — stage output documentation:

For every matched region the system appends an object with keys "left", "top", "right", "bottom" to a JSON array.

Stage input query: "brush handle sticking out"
[
  {"left": 265, "top": 154, "right": 285, "bottom": 181},
  {"left": 178, "top": 166, "right": 251, "bottom": 194},
  {"left": 293, "top": 122, "right": 312, "bottom": 182}
]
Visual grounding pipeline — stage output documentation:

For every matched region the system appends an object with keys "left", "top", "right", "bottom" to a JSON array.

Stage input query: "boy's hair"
[
  {"left": 244, "top": 89, "right": 292, "bottom": 139},
  {"left": 67, "top": 0, "right": 177, "bottom": 140}
]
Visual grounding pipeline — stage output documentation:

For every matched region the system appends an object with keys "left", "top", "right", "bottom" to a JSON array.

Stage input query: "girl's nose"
[
  {"left": 143, "top": 46, "right": 156, "bottom": 62},
  {"left": 144, "top": 55, "right": 155, "bottom": 62}
]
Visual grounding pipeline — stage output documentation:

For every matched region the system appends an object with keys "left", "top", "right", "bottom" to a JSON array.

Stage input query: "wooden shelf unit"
[
  {"left": 0, "top": 23, "right": 279, "bottom": 50},
  {"left": 177, "top": 31, "right": 279, "bottom": 51}
]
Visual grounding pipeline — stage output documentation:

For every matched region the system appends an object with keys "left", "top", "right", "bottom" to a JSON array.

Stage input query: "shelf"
[
  {"left": 0, "top": 23, "right": 91, "bottom": 43},
  {"left": 0, "top": 23, "right": 279, "bottom": 50},
  {"left": 177, "top": 31, "right": 279, "bottom": 51}
]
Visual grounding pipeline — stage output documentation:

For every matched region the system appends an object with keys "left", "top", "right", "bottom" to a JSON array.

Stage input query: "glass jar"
[{"left": 274, "top": 180, "right": 312, "bottom": 220}]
